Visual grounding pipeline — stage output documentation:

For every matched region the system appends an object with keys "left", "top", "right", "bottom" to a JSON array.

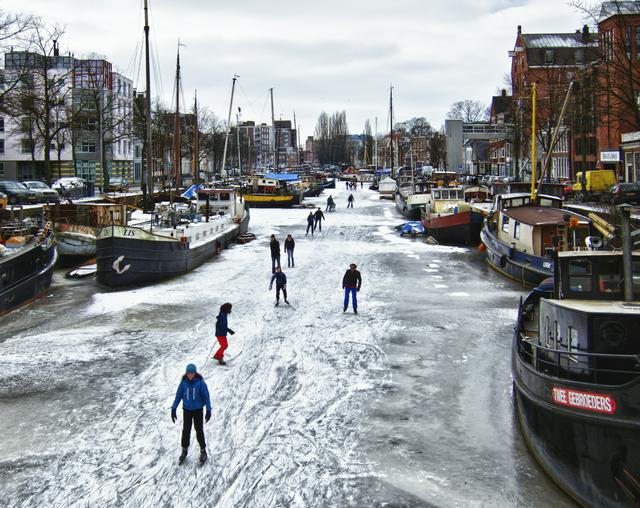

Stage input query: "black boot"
[
  {"left": 343, "top": 306, "right": 347, "bottom": 313},
  {"left": 179, "top": 447, "right": 188, "bottom": 464},
  {"left": 217, "top": 358, "right": 227, "bottom": 366},
  {"left": 199, "top": 448, "right": 207, "bottom": 464}
]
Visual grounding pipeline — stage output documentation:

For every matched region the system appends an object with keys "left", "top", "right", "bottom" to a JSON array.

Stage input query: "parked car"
[
  {"left": 105, "top": 176, "right": 129, "bottom": 192},
  {"left": 604, "top": 182, "right": 640, "bottom": 205},
  {"left": 52, "top": 177, "right": 87, "bottom": 191},
  {"left": 23, "top": 181, "right": 60, "bottom": 203},
  {"left": 0, "top": 180, "right": 37, "bottom": 204}
]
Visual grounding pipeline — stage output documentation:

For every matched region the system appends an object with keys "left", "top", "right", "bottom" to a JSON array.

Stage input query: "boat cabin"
[
  {"left": 196, "top": 189, "right": 240, "bottom": 218},
  {"left": 246, "top": 176, "right": 289, "bottom": 195},
  {"left": 430, "top": 187, "right": 467, "bottom": 214},
  {"left": 522, "top": 251, "right": 640, "bottom": 385}
]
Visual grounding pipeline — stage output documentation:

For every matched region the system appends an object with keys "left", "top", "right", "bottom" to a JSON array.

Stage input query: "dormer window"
[{"left": 545, "top": 50, "right": 554, "bottom": 65}]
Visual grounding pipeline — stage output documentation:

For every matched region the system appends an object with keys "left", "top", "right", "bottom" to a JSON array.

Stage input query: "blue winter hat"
[{"left": 185, "top": 363, "right": 197, "bottom": 374}]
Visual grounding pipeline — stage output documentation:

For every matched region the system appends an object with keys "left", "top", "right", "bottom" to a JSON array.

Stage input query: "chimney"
[
  {"left": 502, "top": 89, "right": 507, "bottom": 97},
  {"left": 53, "top": 39, "right": 59, "bottom": 57},
  {"left": 582, "top": 24, "right": 590, "bottom": 40},
  {"left": 517, "top": 25, "right": 522, "bottom": 35}
]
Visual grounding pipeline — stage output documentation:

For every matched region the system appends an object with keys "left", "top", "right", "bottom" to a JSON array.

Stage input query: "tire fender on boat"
[{"left": 499, "top": 254, "right": 508, "bottom": 268}]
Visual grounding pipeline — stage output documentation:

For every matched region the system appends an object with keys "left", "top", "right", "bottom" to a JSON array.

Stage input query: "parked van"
[{"left": 572, "top": 170, "right": 617, "bottom": 202}]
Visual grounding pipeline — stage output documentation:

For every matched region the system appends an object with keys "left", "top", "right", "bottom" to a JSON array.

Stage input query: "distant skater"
[
  {"left": 284, "top": 234, "right": 295, "bottom": 268},
  {"left": 306, "top": 212, "right": 315, "bottom": 236},
  {"left": 342, "top": 263, "right": 362, "bottom": 314},
  {"left": 214, "top": 302, "right": 235, "bottom": 365},
  {"left": 171, "top": 363, "right": 212, "bottom": 465},
  {"left": 270, "top": 266, "right": 289, "bottom": 306},
  {"left": 347, "top": 194, "right": 354, "bottom": 208},
  {"left": 314, "top": 207, "right": 325, "bottom": 232},
  {"left": 326, "top": 195, "right": 333, "bottom": 212},
  {"left": 270, "top": 234, "right": 281, "bottom": 273},
  {"left": 345, "top": 181, "right": 349, "bottom": 190}
]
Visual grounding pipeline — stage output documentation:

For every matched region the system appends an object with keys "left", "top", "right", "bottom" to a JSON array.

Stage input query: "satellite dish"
[{"left": 585, "top": 236, "right": 603, "bottom": 251}]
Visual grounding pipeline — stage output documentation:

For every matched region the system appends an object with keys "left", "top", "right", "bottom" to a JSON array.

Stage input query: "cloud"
[{"left": 2, "top": 0, "right": 584, "bottom": 139}]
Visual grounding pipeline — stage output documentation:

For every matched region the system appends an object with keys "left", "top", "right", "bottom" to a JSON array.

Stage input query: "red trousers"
[{"left": 214, "top": 335, "right": 228, "bottom": 360}]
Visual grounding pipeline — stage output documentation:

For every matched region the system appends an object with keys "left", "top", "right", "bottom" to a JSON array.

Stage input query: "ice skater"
[
  {"left": 342, "top": 263, "right": 362, "bottom": 314},
  {"left": 347, "top": 194, "right": 354, "bottom": 208},
  {"left": 214, "top": 302, "right": 235, "bottom": 365},
  {"left": 269, "top": 266, "right": 289, "bottom": 306},
  {"left": 171, "top": 363, "right": 212, "bottom": 465},
  {"left": 306, "top": 212, "right": 315, "bottom": 236},
  {"left": 284, "top": 234, "right": 295, "bottom": 268},
  {"left": 270, "top": 234, "right": 281, "bottom": 273},
  {"left": 325, "top": 195, "right": 333, "bottom": 212},
  {"left": 314, "top": 207, "right": 325, "bottom": 232}
]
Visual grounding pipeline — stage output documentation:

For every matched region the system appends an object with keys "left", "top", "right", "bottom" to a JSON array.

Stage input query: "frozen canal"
[{"left": 0, "top": 186, "right": 576, "bottom": 507}]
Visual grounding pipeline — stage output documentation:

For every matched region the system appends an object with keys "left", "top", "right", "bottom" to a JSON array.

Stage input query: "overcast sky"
[{"left": 4, "top": 0, "right": 586, "bottom": 140}]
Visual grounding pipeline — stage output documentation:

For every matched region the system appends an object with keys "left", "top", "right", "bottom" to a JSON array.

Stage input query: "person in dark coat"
[
  {"left": 269, "top": 267, "right": 289, "bottom": 306},
  {"left": 314, "top": 208, "right": 325, "bottom": 232},
  {"left": 171, "top": 363, "right": 212, "bottom": 464},
  {"left": 347, "top": 194, "right": 354, "bottom": 208},
  {"left": 270, "top": 234, "right": 281, "bottom": 273},
  {"left": 214, "top": 302, "right": 235, "bottom": 365},
  {"left": 326, "top": 195, "right": 333, "bottom": 212},
  {"left": 306, "top": 212, "right": 315, "bottom": 236},
  {"left": 284, "top": 234, "right": 295, "bottom": 268},
  {"left": 342, "top": 263, "right": 362, "bottom": 314}
]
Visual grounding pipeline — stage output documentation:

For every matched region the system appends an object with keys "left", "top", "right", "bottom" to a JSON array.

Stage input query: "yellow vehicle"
[
  {"left": 573, "top": 170, "right": 617, "bottom": 202},
  {"left": 0, "top": 191, "right": 6, "bottom": 210}
]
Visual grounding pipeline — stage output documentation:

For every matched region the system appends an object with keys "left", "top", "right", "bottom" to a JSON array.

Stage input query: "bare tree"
[{"left": 447, "top": 100, "right": 489, "bottom": 122}]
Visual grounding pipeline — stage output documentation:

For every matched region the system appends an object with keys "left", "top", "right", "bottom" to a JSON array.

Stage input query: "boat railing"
[{"left": 518, "top": 332, "right": 640, "bottom": 386}]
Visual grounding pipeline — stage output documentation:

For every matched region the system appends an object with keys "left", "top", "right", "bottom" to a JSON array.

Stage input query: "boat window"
[
  {"left": 568, "top": 259, "right": 592, "bottom": 292},
  {"left": 502, "top": 215, "right": 510, "bottom": 233},
  {"left": 555, "top": 321, "right": 561, "bottom": 348},
  {"left": 539, "top": 198, "right": 555, "bottom": 207},
  {"left": 514, "top": 221, "right": 521, "bottom": 240},
  {"left": 545, "top": 316, "right": 552, "bottom": 348},
  {"left": 511, "top": 198, "right": 524, "bottom": 207},
  {"left": 441, "top": 191, "right": 449, "bottom": 199},
  {"left": 433, "top": 190, "right": 440, "bottom": 199},
  {"left": 220, "top": 193, "right": 230, "bottom": 201},
  {"left": 568, "top": 327, "right": 579, "bottom": 363},
  {"left": 598, "top": 259, "right": 622, "bottom": 294}
]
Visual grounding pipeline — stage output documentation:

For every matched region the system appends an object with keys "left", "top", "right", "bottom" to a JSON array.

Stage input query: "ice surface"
[{"left": 0, "top": 186, "right": 575, "bottom": 507}]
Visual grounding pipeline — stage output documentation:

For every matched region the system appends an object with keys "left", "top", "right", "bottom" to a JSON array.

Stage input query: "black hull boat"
[
  {"left": 0, "top": 229, "right": 57, "bottom": 316},
  {"left": 96, "top": 212, "right": 248, "bottom": 288},
  {"left": 513, "top": 245, "right": 640, "bottom": 507}
]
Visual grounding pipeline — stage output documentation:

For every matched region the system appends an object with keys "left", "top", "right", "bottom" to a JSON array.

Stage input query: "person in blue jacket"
[
  {"left": 269, "top": 267, "right": 289, "bottom": 306},
  {"left": 171, "top": 363, "right": 212, "bottom": 464},
  {"left": 214, "top": 302, "right": 235, "bottom": 365}
]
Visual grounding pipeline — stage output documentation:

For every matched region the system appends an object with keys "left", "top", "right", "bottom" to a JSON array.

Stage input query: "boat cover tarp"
[
  {"left": 182, "top": 184, "right": 204, "bottom": 198},
  {"left": 264, "top": 173, "right": 300, "bottom": 182},
  {"left": 401, "top": 221, "right": 425, "bottom": 235}
]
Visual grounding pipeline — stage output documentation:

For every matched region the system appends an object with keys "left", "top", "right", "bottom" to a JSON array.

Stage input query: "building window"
[
  {"left": 544, "top": 50, "right": 554, "bottom": 65},
  {"left": 75, "top": 159, "right": 96, "bottom": 182},
  {"left": 627, "top": 25, "right": 633, "bottom": 59},
  {"left": 0, "top": 139, "right": 4, "bottom": 154},
  {"left": 637, "top": 27, "right": 640, "bottom": 61},
  {"left": 0, "top": 162, "right": 4, "bottom": 177},
  {"left": 21, "top": 139, "right": 33, "bottom": 154},
  {"left": 575, "top": 48, "right": 584, "bottom": 66},
  {"left": 0, "top": 117, "right": 4, "bottom": 132},
  {"left": 80, "top": 141, "right": 96, "bottom": 153}
]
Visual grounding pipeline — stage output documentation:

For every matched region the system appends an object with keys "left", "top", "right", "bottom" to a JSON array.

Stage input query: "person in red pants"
[{"left": 214, "top": 302, "right": 235, "bottom": 365}]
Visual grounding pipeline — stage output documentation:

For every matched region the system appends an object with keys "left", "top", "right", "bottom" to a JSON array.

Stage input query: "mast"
[
  {"left": 193, "top": 90, "right": 199, "bottom": 183},
  {"left": 173, "top": 43, "right": 181, "bottom": 192},
  {"left": 143, "top": 0, "right": 153, "bottom": 208},
  {"left": 530, "top": 82, "right": 537, "bottom": 201},
  {"left": 374, "top": 117, "right": 378, "bottom": 170},
  {"left": 221, "top": 75, "right": 238, "bottom": 177},
  {"left": 236, "top": 107, "right": 241, "bottom": 176},
  {"left": 389, "top": 85, "right": 394, "bottom": 177},
  {"left": 270, "top": 88, "right": 277, "bottom": 171}
]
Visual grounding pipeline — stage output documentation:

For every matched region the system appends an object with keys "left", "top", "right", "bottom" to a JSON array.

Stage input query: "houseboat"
[
  {"left": 0, "top": 216, "right": 57, "bottom": 315},
  {"left": 96, "top": 188, "right": 249, "bottom": 287},
  {"left": 46, "top": 203, "right": 128, "bottom": 263},
  {"left": 480, "top": 193, "right": 590, "bottom": 286},
  {"left": 421, "top": 187, "right": 485, "bottom": 245},
  {"left": 378, "top": 177, "right": 397, "bottom": 198},
  {"left": 242, "top": 175, "right": 299, "bottom": 208},
  {"left": 513, "top": 246, "right": 640, "bottom": 507}
]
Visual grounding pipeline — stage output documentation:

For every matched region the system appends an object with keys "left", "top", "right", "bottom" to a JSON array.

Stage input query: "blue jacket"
[
  {"left": 270, "top": 272, "right": 287, "bottom": 287},
  {"left": 171, "top": 374, "right": 211, "bottom": 412},
  {"left": 215, "top": 312, "right": 234, "bottom": 336}
]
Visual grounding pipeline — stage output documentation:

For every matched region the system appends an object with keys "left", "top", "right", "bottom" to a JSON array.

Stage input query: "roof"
[
  {"left": 559, "top": 250, "right": 640, "bottom": 258},
  {"left": 263, "top": 173, "right": 299, "bottom": 181},
  {"left": 599, "top": 1, "right": 640, "bottom": 22},
  {"left": 491, "top": 94, "right": 512, "bottom": 117},
  {"left": 521, "top": 33, "right": 594, "bottom": 49},
  {"left": 504, "top": 206, "right": 588, "bottom": 226},
  {"left": 546, "top": 299, "right": 640, "bottom": 314}
]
